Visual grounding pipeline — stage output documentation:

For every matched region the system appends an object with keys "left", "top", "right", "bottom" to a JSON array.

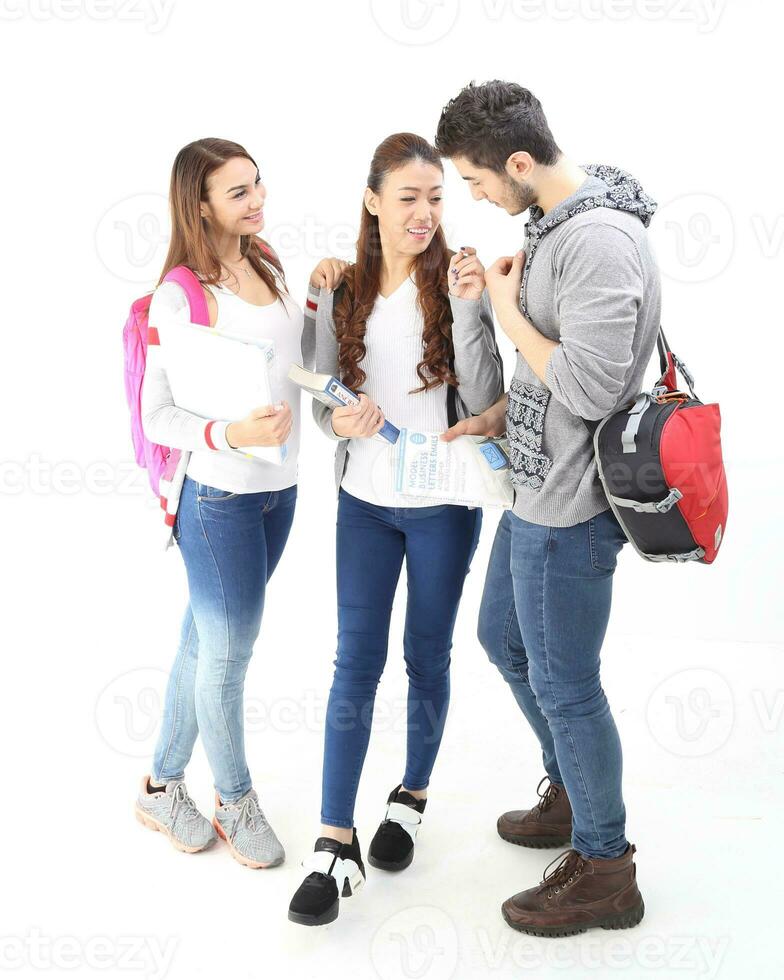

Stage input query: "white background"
[{"left": 2, "top": 0, "right": 782, "bottom": 977}]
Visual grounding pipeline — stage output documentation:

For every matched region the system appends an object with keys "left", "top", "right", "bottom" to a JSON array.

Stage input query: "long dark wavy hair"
[
  {"left": 157, "top": 138, "right": 287, "bottom": 301},
  {"left": 334, "top": 133, "right": 457, "bottom": 394}
]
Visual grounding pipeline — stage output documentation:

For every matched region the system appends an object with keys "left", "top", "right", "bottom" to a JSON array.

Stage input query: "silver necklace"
[{"left": 223, "top": 256, "right": 252, "bottom": 282}]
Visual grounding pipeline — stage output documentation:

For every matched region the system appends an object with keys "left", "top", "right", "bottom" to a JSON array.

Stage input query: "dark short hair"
[{"left": 435, "top": 80, "right": 561, "bottom": 172}]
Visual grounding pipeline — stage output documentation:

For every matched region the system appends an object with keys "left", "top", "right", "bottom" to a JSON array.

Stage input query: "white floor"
[
  {"left": 8, "top": 486, "right": 782, "bottom": 979},
  {"left": 4, "top": 458, "right": 779, "bottom": 979}
]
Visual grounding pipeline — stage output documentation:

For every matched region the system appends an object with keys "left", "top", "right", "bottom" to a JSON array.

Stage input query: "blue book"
[
  {"left": 287, "top": 364, "right": 400, "bottom": 444},
  {"left": 477, "top": 438, "right": 510, "bottom": 471}
]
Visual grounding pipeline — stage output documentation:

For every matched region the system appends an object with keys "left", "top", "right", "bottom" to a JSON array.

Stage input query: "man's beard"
[{"left": 504, "top": 175, "right": 537, "bottom": 215}]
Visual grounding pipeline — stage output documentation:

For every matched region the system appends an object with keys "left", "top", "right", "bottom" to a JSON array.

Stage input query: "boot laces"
[
  {"left": 537, "top": 848, "right": 585, "bottom": 898},
  {"left": 535, "top": 776, "right": 560, "bottom": 813}
]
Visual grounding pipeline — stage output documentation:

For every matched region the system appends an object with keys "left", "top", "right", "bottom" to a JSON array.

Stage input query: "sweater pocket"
[{"left": 506, "top": 377, "right": 553, "bottom": 492}]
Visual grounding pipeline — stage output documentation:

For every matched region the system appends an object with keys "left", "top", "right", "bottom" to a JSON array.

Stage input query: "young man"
[{"left": 435, "top": 81, "right": 660, "bottom": 937}]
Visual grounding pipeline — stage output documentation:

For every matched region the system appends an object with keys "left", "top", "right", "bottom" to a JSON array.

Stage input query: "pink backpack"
[{"left": 122, "top": 267, "right": 211, "bottom": 496}]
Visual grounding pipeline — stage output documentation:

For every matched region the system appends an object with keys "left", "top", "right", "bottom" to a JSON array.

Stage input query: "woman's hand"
[
  {"left": 485, "top": 250, "right": 526, "bottom": 315},
  {"left": 448, "top": 246, "right": 485, "bottom": 301},
  {"left": 226, "top": 402, "right": 292, "bottom": 448},
  {"left": 331, "top": 394, "right": 386, "bottom": 439},
  {"left": 309, "top": 258, "right": 349, "bottom": 291}
]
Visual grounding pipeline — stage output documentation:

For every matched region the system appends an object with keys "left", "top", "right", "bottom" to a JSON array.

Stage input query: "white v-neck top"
[{"left": 340, "top": 275, "right": 450, "bottom": 507}]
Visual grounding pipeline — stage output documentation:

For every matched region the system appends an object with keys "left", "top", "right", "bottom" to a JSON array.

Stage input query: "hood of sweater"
[
  {"left": 526, "top": 163, "right": 658, "bottom": 246},
  {"left": 519, "top": 164, "right": 657, "bottom": 318}
]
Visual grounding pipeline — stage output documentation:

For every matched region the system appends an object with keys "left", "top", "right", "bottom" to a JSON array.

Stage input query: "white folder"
[{"left": 156, "top": 320, "right": 286, "bottom": 465}]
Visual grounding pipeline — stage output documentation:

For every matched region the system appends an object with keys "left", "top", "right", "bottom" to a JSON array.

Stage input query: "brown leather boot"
[
  {"left": 501, "top": 844, "right": 644, "bottom": 937},
  {"left": 497, "top": 777, "right": 572, "bottom": 848}
]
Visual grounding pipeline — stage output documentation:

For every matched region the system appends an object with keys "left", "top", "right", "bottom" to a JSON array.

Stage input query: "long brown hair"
[
  {"left": 157, "top": 138, "right": 286, "bottom": 301},
  {"left": 334, "top": 133, "right": 457, "bottom": 393}
]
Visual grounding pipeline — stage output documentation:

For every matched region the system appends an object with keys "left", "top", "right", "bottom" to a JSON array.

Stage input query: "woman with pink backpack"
[{"left": 129, "top": 138, "right": 344, "bottom": 867}]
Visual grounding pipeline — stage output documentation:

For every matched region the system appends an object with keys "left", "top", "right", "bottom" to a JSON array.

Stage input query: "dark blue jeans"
[
  {"left": 478, "top": 507, "right": 629, "bottom": 859},
  {"left": 320, "top": 489, "right": 482, "bottom": 828},
  {"left": 152, "top": 475, "right": 297, "bottom": 803}
]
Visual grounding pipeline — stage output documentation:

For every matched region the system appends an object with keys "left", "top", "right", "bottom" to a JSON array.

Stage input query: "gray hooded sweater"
[{"left": 508, "top": 164, "right": 662, "bottom": 527}]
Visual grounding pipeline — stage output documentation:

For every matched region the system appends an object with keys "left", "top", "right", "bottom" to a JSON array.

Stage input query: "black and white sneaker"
[
  {"left": 368, "top": 785, "right": 426, "bottom": 871},
  {"left": 288, "top": 831, "right": 365, "bottom": 926}
]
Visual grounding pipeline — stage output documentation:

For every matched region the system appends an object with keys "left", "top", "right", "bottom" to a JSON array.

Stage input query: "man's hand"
[
  {"left": 485, "top": 250, "right": 525, "bottom": 318},
  {"left": 485, "top": 249, "right": 558, "bottom": 384},
  {"left": 440, "top": 394, "right": 508, "bottom": 443}
]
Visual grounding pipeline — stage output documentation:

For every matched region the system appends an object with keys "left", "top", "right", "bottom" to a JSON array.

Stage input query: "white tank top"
[{"left": 184, "top": 274, "right": 304, "bottom": 493}]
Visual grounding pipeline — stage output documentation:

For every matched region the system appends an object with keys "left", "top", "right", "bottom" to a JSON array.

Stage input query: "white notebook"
[{"left": 156, "top": 320, "right": 286, "bottom": 465}]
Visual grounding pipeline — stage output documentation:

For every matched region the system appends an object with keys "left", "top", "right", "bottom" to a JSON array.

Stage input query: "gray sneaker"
[
  {"left": 213, "top": 789, "right": 285, "bottom": 868},
  {"left": 135, "top": 775, "right": 216, "bottom": 853}
]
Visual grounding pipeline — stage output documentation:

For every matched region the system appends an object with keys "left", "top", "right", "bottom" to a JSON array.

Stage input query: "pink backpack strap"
[{"left": 163, "top": 266, "right": 211, "bottom": 326}]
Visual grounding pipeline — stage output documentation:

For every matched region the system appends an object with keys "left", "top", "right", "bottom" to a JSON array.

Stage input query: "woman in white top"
[
  {"left": 135, "top": 138, "right": 338, "bottom": 869},
  {"left": 289, "top": 133, "right": 504, "bottom": 925}
]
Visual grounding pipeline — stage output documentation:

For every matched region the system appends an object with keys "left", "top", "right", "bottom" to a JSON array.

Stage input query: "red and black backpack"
[{"left": 586, "top": 328, "right": 728, "bottom": 564}]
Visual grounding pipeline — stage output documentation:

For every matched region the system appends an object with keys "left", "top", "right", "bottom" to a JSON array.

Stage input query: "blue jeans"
[
  {"left": 478, "top": 507, "right": 629, "bottom": 859},
  {"left": 320, "top": 489, "right": 482, "bottom": 828},
  {"left": 152, "top": 475, "right": 297, "bottom": 804}
]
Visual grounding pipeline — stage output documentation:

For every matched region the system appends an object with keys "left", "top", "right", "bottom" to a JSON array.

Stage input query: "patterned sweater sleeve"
[{"left": 141, "top": 281, "right": 235, "bottom": 452}]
